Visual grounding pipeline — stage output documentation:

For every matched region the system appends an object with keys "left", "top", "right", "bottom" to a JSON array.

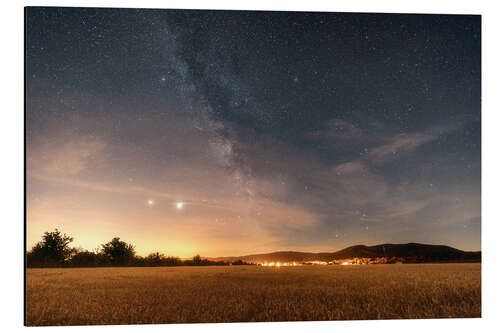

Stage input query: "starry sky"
[{"left": 26, "top": 7, "right": 481, "bottom": 257}]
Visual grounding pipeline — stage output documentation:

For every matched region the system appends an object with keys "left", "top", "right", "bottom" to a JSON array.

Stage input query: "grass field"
[{"left": 26, "top": 263, "right": 481, "bottom": 326}]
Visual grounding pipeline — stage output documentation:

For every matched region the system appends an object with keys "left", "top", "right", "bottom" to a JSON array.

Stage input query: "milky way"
[{"left": 26, "top": 8, "right": 481, "bottom": 256}]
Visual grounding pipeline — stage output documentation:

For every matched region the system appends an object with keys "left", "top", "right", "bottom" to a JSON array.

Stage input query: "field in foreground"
[{"left": 26, "top": 263, "right": 481, "bottom": 326}]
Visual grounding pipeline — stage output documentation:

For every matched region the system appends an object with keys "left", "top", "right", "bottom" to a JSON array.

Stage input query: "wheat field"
[{"left": 26, "top": 263, "right": 481, "bottom": 326}]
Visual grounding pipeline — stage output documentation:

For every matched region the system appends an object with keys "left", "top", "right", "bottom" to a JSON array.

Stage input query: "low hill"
[{"left": 209, "top": 243, "right": 481, "bottom": 264}]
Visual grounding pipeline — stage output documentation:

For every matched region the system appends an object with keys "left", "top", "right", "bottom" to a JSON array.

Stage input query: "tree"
[
  {"left": 26, "top": 229, "right": 74, "bottom": 267},
  {"left": 70, "top": 249, "right": 100, "bottom": 267},
  {"left": 192, "top": 254, "right": 202, "bottom": 265},
  {"left": 164, "top": 255, "right": 181, "bottom": 266},
  {"left": 100, "top": 237, "right": 136, "bottom": 266},
  {"left": 145, "top": 252, "right": 165, "bottom": 266}
]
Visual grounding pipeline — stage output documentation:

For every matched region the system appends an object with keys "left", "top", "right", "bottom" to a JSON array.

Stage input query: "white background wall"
[{"left": 2, "top": 0, "right": 498, "bottom": 332}]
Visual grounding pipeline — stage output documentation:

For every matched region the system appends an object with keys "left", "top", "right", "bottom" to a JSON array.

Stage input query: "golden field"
[{"left": 26, "top": 263, "right": 481, "bottom": 326}]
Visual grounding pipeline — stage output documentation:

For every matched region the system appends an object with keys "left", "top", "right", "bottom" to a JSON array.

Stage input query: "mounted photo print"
[{"left": 25, "top": 6, "right": 481, "bottom": 326}]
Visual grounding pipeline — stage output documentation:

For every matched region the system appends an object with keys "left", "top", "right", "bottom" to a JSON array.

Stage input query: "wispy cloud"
[
  {"left": 367, "top": 124, "right": 458, "bottom": 165},
  {"left": 27, "top": 136, "right": 107, "bottom": 178}
]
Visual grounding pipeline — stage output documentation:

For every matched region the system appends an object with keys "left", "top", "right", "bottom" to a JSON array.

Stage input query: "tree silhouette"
[
  {"left": 145, "top": 252, "right": 165, "bottom": 266},
  {"left": 70, "top": 249, "right": 100, "bottom": 267},
  {"left": 100, "top": 237, "right": 136, "bottom": 266},
  {"left": 164, "top": 255, "right": 181, "bottom": 266},
  {"left": 27, "top": 229, "right": 74, "bottom": 267},
  {"left": 192, "top": 254, "right": 202, "bottom": 265},
  {"left": 26, "top": 230, "right": 250, "bottom": 267}
]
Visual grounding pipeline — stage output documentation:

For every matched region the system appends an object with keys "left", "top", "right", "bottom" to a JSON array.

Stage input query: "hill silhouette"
[{"left": 209, "top": 243, "right": 481, "bottom": 263}]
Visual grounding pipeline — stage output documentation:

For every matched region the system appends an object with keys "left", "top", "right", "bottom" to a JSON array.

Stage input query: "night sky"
[{"left": 26, "top": 7, "right": 481, "bottom": 257}]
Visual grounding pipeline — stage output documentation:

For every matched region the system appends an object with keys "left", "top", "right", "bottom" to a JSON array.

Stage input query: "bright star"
[
  {"left": 147, "top": 199, "right": 154, "bottom": 206},
  {"left": 176, "top": 202, "right": 184, "bottom": 209}
]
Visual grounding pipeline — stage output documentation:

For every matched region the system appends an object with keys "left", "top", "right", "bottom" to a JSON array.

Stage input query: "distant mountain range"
[{"left": 208, "top": 243, "right": 481, "bottom": 264}]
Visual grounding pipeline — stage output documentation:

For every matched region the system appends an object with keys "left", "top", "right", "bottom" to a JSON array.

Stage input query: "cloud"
[
  {"left": 306, "top": 119, "right": 463, "bottom": 166},
  {"left": 221, "top": 117, "right": 478, "bottom": 249},
  {"left": 367, "top": 132, "right": 436, "bottom": 164},
  {"left": 27, "top": 136, "right": 107, "bottom": 178},
  {"left": 26, "top": 113, "right": 322, "bottom": 256},
  {"left": 366, "top": 123, "right": 462, "bottom": 165},
  {"left": 305, "top": 119, "right": 387, "bottom": 150},
  {"left": 334, "top": 161, "right": 366, "bottom": 175}
]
